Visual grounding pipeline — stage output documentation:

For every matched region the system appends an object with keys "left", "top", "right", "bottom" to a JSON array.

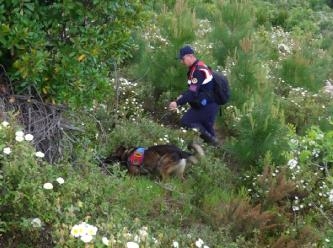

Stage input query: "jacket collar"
[{"left": 187, "top": 59, "right": 200, "bottom": 76}]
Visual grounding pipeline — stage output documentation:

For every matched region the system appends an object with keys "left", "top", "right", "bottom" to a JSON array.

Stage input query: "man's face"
[{"left": 180, "top": 54, "right": 192, "bottom": 66}]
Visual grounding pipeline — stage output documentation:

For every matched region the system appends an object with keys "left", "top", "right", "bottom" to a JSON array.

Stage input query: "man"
[{"left": 168, "top": 45, "right": 219, "bottom": 146}]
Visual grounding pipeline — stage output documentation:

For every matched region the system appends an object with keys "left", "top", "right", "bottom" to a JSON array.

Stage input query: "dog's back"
[
  {"left": 143, "top": 143, "right": 204, "bottom": 180},
  {"left": 147, "top": 144, "right": 191, "bottom": 158}
]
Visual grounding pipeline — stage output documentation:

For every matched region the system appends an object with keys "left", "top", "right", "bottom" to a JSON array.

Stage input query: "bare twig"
[{"left": 2, "top": 91, "right": 80, "bottom": 163}]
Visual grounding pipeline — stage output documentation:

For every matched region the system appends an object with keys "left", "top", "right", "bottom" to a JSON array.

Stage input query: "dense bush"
[
  {"left": 0, "top": 0, "right": 148, "bottom": 108},
  {"left": 225, "top": 97, "right": 290, "bottom": 169},
  {"left": 280, "top": 86, "right": 333, "bottom": 134},
  {"left": 209, "top": 0, "right": 256, "bottom": 67}
]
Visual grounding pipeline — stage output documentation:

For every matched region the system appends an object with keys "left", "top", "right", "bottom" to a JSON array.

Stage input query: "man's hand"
[{"left": 168, "top": 101, "right": 178, "bottom": 111}]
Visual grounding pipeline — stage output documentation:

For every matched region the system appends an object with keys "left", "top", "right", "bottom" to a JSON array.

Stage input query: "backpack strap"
[
  {"left": 193, "top": 65, "right": 216, "bottom": 101},
  {"left": 193, "top": 63, "right": 213, "bottom": 85}
]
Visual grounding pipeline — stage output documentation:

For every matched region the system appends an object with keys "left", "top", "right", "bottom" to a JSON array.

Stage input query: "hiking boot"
[{"left": 200, "top": 132, "right": 220, "bottom": 147}]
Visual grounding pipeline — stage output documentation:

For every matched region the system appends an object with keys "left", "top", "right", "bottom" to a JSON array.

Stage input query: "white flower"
[
  {"left": 15, "top": 130, "right": 24, "bottom": 137},
  {"left": 3, "top": 147, "right": 11, "bottom": 155},
  {"left": 43, "top": 182, "right": 53, "bottom": 190},
  {"left": 35, "top": 151, "right": 45, "bottom": 158},
  {"left": 195, "top": 238, "right": 204, "bottom": 247},
  {"left": 292, "top": 206, "right": 300, "bottom": 211},
  {"left": 204, "top": 246, "right": 210, "bottom": 248},
  {"left": 328, "top": 189, "right": 333, "bottom": 203},
  {"left": 31, "top": 218, "right": 42, "bottom": 228},
  {"left": 1, "top": 121, "right": 9, "bottom": 127},
  {"left": 24, "top": 133, "right": 34, "bottom": 141},
  {"left": 85, "top": 223, "right": 98, "bottom": 236},
  {"left": 152, "top": 237, "right": 158, "bottom": 244},
  {"left": 134, "top": 234, "right": 140, "bottom": 243},
  {"left": 15, "top": 136, "right": 24, "bottom": 142},
  {"left": 81, "top": 234, "right": 93, "bottom": 243},
  {"left": 126, "top": 241, "right": 139, "bottom": 248},
  {"left": 71, "top": 222, "right": 98, "bottom": 242},
  {"left": 173, "top": 241, "right": 179, "bottom": 248},
  {"left": 71, "top": 224, "right": 83, "bottom": 238},
  {"left": 56, "top": 177, "right": 65, "bottom": 184},
  {"left": 102, "top": 237, "right": 110, "bottom": 246},
  {"left": 138, "top": 226, "right": 148, "bottom": 240},
  {"left": 287, "top": 159, "right": 298, "bottom": 170}
]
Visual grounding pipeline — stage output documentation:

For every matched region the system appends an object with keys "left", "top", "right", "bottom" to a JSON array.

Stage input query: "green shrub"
[
  {"left": 226, "top": 97, "right": 289, "bottom": 169},
  {"left": 229, "top": 48, "right": 267, "bottom": 107},
  {"left": 240, "top": 124, "right": 333, "bottom": 246},
  {"left": 280, "top": 87, "right": 333, "bottom": 134},
  {"left": 278, "top": 52, "right": 319, "bottom": 92},
  {"left": 106, "top": 117, "right": 198, "bottom": 151},
  {"left": 286, "top": 7, "right": 319, "bottom": 33},
  {"left": 188, "top": 153, "right": 235, "bottom": 207},
  {"left": 130, "top": 1, "right": 198, "bottom": 100},
  {"left": 0, "top": 1, "right": 148, "bottom": 108},
  {"left": 209, "top": 0, "right": 256, "bottom": 66}
]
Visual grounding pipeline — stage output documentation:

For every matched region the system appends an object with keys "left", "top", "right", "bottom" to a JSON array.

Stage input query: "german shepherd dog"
[{"left": 102, "top": 143, "right": 204, "bottom": 181}]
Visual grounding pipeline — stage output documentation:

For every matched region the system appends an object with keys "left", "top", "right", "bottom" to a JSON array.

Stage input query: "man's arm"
[{"left": 175, "top": 70, "right": 206, "bottom": 106}]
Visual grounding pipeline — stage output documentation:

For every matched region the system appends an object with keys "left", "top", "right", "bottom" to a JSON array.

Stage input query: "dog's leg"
[
  {"left": 157, "top": 154, "right": 176, "bottom": 181},
  {"left": 187, "top": 143, "right": 205, "bottom": 166},
  {"left": 174, "top": 158, "right": 186, "bottom": 180},
  {"left": 158, "top": 166, "right": 168, "bottom": 182},
  {"left": 158, "top": 164, "right": 169, "bottom": 182},
  {"left": 158, "top": 158, "right": 187, "bottom": 181}
]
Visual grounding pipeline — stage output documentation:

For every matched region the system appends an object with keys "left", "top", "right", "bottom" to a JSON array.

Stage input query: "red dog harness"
[{"left": 127, "top": 147, "right": 145, "bottom": 167}]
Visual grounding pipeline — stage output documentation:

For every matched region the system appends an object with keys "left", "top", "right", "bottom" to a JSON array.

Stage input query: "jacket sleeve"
[{"left": 176, "top": 70, "right": 206, "bottom": 106}]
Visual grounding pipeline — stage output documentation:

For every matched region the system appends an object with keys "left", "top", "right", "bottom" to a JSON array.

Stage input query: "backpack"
[
  {"left": 193, "top": 64, "right": 231, "bottom": 105},
  {"left": 211, "top": 71, "right": 230, "bottom": 105}
]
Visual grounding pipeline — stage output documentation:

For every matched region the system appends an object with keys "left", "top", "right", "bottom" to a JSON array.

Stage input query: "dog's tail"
[{"left": 187, "top": 143, "right": 204, "bottom": 164}]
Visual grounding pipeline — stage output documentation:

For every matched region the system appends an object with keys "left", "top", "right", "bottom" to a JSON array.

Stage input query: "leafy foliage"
[
  {"left": 280, "top": 86, "right": 333, "bottom": 134},
  {"left": 226, "top": 97, "right": 290, "bottom": 169},
  {"left": 0, "top": 0, "right": 148, "bottom": 108},
  {"left": 130, "top": 1, "right": 198, "bottom": 100},
  {"left": 209, "top": 0, "right": 256, "bottom": 67}
]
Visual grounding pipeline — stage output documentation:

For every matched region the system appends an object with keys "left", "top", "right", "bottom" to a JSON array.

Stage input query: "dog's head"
[
  {"left": 103, "top": 145, "right": 143, "bottom": 176},
  {"left": 103, "top": 145, "right": 132, "bottom": 165}
]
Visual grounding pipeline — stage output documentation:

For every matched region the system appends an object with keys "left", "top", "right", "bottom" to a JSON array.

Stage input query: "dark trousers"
[{"left": 181, "top": 103, "right": 219, "bottom": 137}]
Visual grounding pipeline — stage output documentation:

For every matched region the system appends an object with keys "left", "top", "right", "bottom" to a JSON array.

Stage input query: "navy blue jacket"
[{"left": 176, "top": 60, "right": 215, "bottom": 108}]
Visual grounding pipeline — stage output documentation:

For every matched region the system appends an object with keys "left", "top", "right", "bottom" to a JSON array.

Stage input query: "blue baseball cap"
[{"left": 177, "top": 45, "right": 195, "bottom": 59}]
